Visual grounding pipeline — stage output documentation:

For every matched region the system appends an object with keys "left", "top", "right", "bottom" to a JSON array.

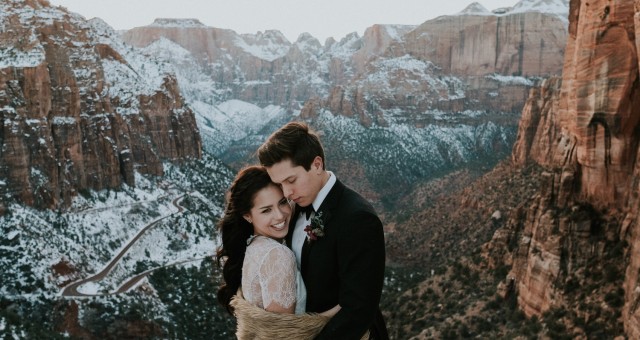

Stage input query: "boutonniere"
[{"left": 304, "top": 212, "right": 325, "bottom": 243}]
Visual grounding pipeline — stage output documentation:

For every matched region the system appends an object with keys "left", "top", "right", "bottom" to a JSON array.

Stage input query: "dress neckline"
[{"left": 246, "top": 234, "right": 285, "bottom": 246}]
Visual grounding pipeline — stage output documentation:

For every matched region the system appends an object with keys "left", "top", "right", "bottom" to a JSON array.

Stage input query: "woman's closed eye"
[{"left": 278, "top": 198, "right": 288, "bottom": 206}]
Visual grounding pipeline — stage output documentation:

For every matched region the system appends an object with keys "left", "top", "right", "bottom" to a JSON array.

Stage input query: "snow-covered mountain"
[{"left": 122, "top": 0, "right": 568, "bottom": 205}]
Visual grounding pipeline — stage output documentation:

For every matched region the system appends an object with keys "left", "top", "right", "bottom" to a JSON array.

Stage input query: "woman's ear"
[{"left": 243, "top": 214, "right": 252, "bottom": 224}]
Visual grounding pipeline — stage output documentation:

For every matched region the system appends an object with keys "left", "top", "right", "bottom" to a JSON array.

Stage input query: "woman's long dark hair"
[{"left": 216, "top": 166, "right": 274, "bottom": 315}]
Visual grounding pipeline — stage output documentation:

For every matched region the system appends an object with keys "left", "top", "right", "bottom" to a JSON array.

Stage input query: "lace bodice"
[{"left": 242, "top": 236, "right": 306, "bottom": 314}]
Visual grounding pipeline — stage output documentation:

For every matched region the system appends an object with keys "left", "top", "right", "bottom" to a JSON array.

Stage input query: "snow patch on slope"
[{"left": 234, "top": 31, "right": 290, "bottom": 62}]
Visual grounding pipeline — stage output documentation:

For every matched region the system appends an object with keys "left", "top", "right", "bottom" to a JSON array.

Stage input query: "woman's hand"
[
  {"left": 319, "top": 304, "right": 341, "bottom": 317},
  {"left": 265, "top": 301, "right": 296, "bottom": 314}
]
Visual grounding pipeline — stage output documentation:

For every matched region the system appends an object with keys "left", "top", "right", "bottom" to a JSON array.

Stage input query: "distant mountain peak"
[
  {"left": 260, "top": 29, "right": 288, "bottom": 40},
  {"left": 296, "top": 32, "right": 316, "bottom": 41},
  {"left": 511, "top": 0, "right": 570, "bottom": 15},
  {"left": 149, "top": 18, "right": 205, "bottom": 28},
  {"left": 246, "top": 29, "right": 290, "bottom": 45},
  {"left": 452, "top": 0, "right": 568, "bottom": 21},
  {"left": 458, "top": 2, "right": 491, "bottom": 15}
]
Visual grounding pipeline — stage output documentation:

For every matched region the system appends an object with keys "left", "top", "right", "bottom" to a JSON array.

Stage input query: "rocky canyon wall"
[
  {"left": 0, "top": 0, "right": 201, "bottom": 210},
  {"left": 487, "top": 0, "right": 640, "bottom": 337},
  {"left": 312, "top": 8, "right": 568, "bottom": 127},
  {"left": 396, "top": 11, "right": 567, "bottom": 77}
]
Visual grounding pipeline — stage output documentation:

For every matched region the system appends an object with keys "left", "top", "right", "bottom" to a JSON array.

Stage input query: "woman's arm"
[{"left": 259, "top": 244, "right": 298, "bottom": 314}]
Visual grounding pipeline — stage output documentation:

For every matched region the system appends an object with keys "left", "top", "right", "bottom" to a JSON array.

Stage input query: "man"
[{"left": 257, "top": 122, "right": 388, "bottom": 339}]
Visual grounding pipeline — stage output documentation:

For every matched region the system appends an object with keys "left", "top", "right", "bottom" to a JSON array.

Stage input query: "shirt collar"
[{"left": 311, "top": 171, "right": 335, "bottom": 212}]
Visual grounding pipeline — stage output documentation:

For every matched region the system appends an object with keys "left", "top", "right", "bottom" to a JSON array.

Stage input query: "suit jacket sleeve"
[{"left": 316, "top": 211, "right": 385, "bottom": 339}]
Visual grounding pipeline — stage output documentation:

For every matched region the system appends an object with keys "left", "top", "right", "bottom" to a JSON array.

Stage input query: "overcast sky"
[{"left": 48, "top": 0, "right": 520, "bottom": 42}]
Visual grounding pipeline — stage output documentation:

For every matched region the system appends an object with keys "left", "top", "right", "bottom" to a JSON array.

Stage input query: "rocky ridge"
[
  {"left": 123, "top": 1, "right": 569, "bottom": 127},
  {"left": 0, "top": 0, "right": 201, "bottom": 210},
  {"left": 122, "top": 0, "right": 569, "bottom": 208},
  {"left": 305, "top": 0, "right": 569, "bottom": 127}
]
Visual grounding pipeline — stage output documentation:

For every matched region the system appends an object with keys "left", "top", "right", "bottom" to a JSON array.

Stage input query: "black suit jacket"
[{"left": 287, "top": 179, "right": 388, "bottom": 339}]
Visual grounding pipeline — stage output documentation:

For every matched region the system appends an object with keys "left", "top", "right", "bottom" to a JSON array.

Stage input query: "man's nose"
[{"left": 282, "top": 184, "right": 293, "bottom": 198}]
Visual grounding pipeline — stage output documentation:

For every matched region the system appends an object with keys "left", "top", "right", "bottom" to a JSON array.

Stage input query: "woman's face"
[{"left": 244, "top": 184, "right": 292, "bottom": 240}]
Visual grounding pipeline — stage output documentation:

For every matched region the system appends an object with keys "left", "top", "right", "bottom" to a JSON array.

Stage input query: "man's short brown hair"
[{"left": 257, "top": 122, "right": 325, "bottom": 170}]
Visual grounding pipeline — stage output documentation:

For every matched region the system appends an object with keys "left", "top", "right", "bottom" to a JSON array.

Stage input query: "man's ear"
[{"left": 312, "top": 156, "right": 323, "bottom": 171}]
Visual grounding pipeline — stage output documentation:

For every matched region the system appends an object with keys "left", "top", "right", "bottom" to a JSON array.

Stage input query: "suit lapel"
[{"left": 315, "top": 178, "right": 343, "bottom": 225}]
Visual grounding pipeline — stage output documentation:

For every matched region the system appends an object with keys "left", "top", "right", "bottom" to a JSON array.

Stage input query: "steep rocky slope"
[
  {"left": 383, "top": 161, "right": 549, "bottom": 338},
  {"left": 0, "top": 0, "right": 201, "bottom": 210},
  {"left": 482, "top": 0, "right": 640, "bottom": 337}
]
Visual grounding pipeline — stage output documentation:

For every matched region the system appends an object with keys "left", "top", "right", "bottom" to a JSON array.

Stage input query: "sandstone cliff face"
[
  {"left": 397, "top": 11, "right": 567, "bottom": 77},
  {"left": 0, "top": 0, "right": 201, "bottom": 210},
  {"left": 314, "top": 8, "right": 568, "bottom": 126},
  {"left": 511, "top": 77, "right": 564, "bottom": 166},
  {"left": 486, "top": 0, "right": 640, "bottom": 336}
]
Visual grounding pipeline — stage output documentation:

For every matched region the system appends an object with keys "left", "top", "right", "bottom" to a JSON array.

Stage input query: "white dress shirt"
[{"left": 291, "top": 171, "right": 336, "bottom": 269}]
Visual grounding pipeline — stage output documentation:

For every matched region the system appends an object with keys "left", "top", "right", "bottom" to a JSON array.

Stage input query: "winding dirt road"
[
  {"left": 113, "top": 256, "right": 209, "bottom": 294},
  {"left": 61, "top": 194, "right": 189, "bottom": 297}
]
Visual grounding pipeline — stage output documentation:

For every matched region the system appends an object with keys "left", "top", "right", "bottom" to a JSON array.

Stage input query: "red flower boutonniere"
[{"left": 304, "top": 212, "right": 325, "bottom": 243}]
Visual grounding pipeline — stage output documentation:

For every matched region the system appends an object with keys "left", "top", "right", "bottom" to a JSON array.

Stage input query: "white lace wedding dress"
[{"left": 242, "top": 235, "right": 307, "bottom": 315}]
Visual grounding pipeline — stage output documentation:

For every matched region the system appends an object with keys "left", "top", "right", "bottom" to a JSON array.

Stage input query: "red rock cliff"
[
  {"left": 397, "top": 11, "right": 567, "bottom": 77},
  {"left": 0, "top": 0, "right": 201, "bottom": 210},
  {"left": 489, "top": 0, "right": 640, "bottom": 337}
]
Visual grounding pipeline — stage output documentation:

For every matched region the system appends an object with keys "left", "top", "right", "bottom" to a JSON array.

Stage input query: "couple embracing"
[{"left": 216, "top": 122, "right": 388, "bottom": 339}]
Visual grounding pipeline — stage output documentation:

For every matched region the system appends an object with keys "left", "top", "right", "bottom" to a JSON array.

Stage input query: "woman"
[{"left": 216, "top": 166, "right": 341, "bottom": 339}]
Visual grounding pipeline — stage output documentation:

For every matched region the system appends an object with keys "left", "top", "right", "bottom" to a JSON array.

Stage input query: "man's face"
[{"left": 266, "top": 157, "right": 324, "bottom": 207}]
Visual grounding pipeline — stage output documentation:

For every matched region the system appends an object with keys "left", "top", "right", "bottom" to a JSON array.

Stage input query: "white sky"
[{"left": 48, "top": 0, "right": 520, "bottom": 42}]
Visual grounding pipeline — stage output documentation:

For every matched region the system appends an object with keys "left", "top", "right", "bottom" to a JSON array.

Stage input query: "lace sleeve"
[{"left": 259, "top": 244, "right": 298, "bottom": 311}]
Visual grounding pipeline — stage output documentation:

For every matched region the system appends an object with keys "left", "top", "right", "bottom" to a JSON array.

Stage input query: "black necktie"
[{"left": 299, "top": 205, "right": 314, "bottom": 220}]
